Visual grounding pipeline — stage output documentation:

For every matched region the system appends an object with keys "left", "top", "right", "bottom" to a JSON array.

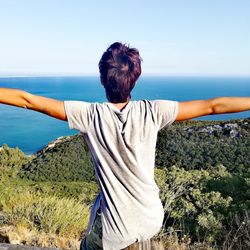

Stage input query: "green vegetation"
[
  {"left": 0, "top": 145, "right": 98, "bottom": 249},
  {"left": 0, "top": 118, "right": 249, "bottom": 249},
  {"left": 0, "top": 144, "right": 32, "bottom": 180},
  {"left": 156, "top": 118, "right": 250, "bottom": 173},
  {"left": 155, "top": 165, "right": 250, "bottom": 247},
  {"left": 18, "top": 135, "right": 95, "bottom": 182}
]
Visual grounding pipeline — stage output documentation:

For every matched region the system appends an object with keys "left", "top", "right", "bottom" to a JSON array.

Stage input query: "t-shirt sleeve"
[
  {"left": 64, "top": 101, "right": 93, "bottom": 133},
  {"left": 151, "top": 100, "right": 179, "bottom": 130}
]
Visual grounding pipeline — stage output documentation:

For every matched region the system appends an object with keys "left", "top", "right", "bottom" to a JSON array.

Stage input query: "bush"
[
  {"left": 0, "top": 144, "right": 32, "bottom": 180},
  {"left": 1, "top": 191, "right": 90, "bottom": 239},
  {"left": 155, "top": 165, "right": 233, "bottom": 243}
]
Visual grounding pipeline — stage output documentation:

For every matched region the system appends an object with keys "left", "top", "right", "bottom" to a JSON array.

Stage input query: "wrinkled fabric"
[{"left": 64, "top": 99, "right": 179, "bottom": 249}]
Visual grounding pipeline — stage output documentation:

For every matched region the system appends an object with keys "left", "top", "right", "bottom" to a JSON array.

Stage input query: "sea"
[{"left": 0, "top": 76, "right": 250, "bottom": 155}]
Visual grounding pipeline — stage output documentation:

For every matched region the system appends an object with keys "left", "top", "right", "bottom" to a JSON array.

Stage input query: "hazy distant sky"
[{"left": 0, "top": 0, "right": 249, "bottom": 76}]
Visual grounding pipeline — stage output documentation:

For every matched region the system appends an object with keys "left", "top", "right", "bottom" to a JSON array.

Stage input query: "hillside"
[
  {"left": 156, "top": 118, "right": 250, "bottom": 172},
  {"left": 18, "top": 136, "right": 95, "bottom": 182},
  {"left": 1, "top": 117, "right": 249, "bottom": 249},
  {"left": 17, "top": 117, "right": 250, "bottom": 182}
]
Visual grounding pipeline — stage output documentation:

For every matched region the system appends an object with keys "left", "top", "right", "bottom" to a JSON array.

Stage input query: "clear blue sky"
[{"left": 0, "top": 0, "right": 249, "bottom": 76}]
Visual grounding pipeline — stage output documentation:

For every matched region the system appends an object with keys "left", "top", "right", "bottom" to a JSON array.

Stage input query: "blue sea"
[{"left": 0, "top": 76, "right": 250, "bottom": 155}]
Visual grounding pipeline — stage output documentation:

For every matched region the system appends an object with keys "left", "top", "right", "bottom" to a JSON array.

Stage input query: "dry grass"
[
  {"left": 0, "top": 191, "right": 90, "bottom": 249},
  {"left": 0, "top": 225, "right": 81, "bottom": 249},
  {"left": 125, "top": 234, "right": 213, "bottom": 250}
]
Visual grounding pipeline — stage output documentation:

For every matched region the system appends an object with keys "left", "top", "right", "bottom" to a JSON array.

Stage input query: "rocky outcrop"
[{"left": 183, "top": 120, "right": 248, "bottom": 138}]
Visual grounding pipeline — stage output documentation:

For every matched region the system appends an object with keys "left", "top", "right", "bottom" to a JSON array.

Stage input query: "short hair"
[{"left": 99, "top": 42, "right": 142, "bottom": 103}]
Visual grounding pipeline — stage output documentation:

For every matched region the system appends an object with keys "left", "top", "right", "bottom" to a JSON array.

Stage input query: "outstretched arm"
[
  {"left": 0, "top": 88, "right": 67, "bottom": 121},
  {"left": 176, "top": 96, "right": 250, "bottom": 121}
]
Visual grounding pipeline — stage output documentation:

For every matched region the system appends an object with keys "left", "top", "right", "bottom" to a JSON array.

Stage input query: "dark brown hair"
[{"left": 99, "top": 42, "right": 142, "bottom": 103}]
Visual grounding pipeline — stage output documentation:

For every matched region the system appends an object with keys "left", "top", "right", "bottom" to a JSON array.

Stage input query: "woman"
[{"left": 0, "top": 42, "right": 249, "bottom": 250}]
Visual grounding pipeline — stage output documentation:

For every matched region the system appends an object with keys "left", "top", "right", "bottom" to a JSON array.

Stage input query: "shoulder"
[
  {"left": 64, "top": 100, "right": 102, "bottom": 110},
  {"left": 132, "top": 100, "right": 174, "bottom": 110}
]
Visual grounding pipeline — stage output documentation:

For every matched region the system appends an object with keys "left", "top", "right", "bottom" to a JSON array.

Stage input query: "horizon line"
[{"left": 1, "top": 73, "right": 250, "bottom": 79}]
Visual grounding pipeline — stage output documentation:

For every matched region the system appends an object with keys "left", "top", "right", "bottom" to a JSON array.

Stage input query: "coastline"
[
  {"left": 1, "top": 116, "right": 248, "bottom": 157},
  {"left": 1, "top": 75, "right": 250, "bottom": 154}
]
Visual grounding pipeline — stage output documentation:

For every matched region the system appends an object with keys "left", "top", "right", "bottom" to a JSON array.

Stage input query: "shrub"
[
  {"left": 155, "top": 165, "right": 232, "bottom": 243},
  {"left": 1, "top": 191, "right": 90, "bottom": 239}
]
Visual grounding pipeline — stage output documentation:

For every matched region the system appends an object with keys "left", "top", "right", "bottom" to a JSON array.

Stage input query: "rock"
[
  {"left": 0, "top": 243, "right": 59, "bottom": 249},
  {"left": 223, "top": 123, "right": 238, "bottom": 130},
  {"left": 187, "top": 122, "right": 242, "bottom": 138},
  {"left": 222, "top": 123, "right": 241, "bottom": 138}
]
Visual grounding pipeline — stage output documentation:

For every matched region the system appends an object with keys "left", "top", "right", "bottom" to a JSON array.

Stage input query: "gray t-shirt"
[{"left": 64, "top": 99, "right": 179, "bottom": 250}]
